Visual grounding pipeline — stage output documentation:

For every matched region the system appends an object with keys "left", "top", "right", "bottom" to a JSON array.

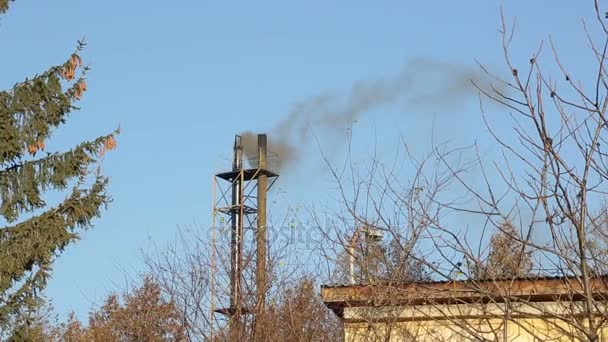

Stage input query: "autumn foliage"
[{"left": 55, "top": 277, "right": 186, "bottom": 342}]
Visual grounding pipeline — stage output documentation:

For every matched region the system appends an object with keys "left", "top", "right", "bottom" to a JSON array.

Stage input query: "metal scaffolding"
[{"left": 211, "top": 134, "right": 278, "bottom": 340}]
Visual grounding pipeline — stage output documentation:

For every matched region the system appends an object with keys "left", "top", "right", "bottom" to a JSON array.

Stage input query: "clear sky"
[{"left": 0, "top": 1, "right": 600, "bottom": 320}]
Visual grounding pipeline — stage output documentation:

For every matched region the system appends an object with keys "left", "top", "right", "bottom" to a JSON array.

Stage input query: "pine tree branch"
[
  {"left": 0, "top": 177, "right": 109, "bottom": 329},
  {"left": 0, "top": 54, "right": 88, "bottom": 164},
  {"left": 0, "top": 133, "right": 116, "bottom": 222}
]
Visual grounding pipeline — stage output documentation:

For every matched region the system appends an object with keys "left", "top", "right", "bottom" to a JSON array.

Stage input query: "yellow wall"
[{"left": 341, "top": 302, "right": 608, "bottom": 341}]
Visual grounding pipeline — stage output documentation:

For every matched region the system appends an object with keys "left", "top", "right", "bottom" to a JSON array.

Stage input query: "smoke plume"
[{"left": 242, "top": 58, "right": 497, "bottom": 171}]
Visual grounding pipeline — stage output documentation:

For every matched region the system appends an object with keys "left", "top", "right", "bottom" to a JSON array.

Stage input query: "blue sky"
[{"left": 0, "top": 1, "right": 601, "bottom": 319}]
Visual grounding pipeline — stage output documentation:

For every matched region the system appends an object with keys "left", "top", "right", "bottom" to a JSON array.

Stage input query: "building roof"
[{"left": 321, "top": 276, "right": 608, "bottom": 318}]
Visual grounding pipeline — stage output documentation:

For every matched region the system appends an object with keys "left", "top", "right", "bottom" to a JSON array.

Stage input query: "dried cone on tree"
[{"left": 0, "top": 0, "right": 10, "bottom": 14}]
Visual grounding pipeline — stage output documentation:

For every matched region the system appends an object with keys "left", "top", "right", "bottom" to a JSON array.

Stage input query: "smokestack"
[
  {"left": 230, "top": 135, "right": 243, "bottom": 338},
  {"left": 214, "top": 134, "right": 278, "bottom": 340},
  {"left": 255, "top": 134, "right": 268, "bottom": 339}
]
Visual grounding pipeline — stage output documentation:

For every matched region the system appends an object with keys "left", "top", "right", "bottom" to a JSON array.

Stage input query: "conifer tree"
[{"left": 0, "top": 2, "right": 118, "bottom": 338}]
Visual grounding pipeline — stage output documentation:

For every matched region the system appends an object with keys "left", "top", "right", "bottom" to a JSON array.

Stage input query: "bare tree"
[
  {"left": 317, "top": 2, "right": 608, "bottom": 340},
  {"left": 144, "top": 214, "right": 342, "bottom": 341},
  {"left": 30, "top": 277, "right": 187, "bottom": 342}
]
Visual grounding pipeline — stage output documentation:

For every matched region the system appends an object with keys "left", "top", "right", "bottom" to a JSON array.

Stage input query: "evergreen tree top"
[{"left": 0, "top": 3, "right": 119, "bottom": 338}]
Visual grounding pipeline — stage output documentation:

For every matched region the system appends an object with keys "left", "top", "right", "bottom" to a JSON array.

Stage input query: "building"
[{"left": 322, "top": 276, "right": 608, "bottom": 341}]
